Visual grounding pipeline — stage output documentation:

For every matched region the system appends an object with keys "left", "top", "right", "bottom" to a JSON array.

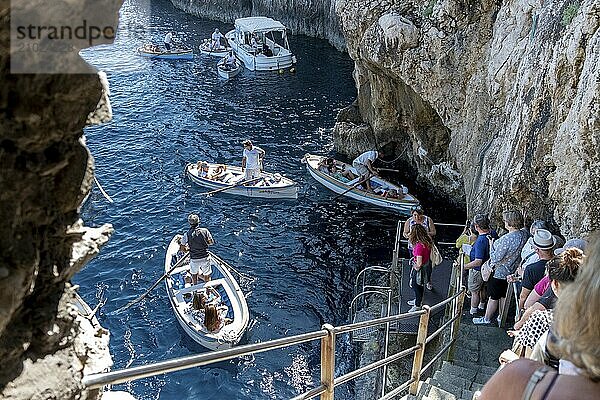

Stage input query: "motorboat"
[
  {"left": 303, "top": 154, "right": 420, "bottom": 214},
  {"left": 137, "top": 44, "right": 193, "bottom": 60},
  {"left": 164, "top": 236, "right": 249, "bottom": 350},
  {"left": 225, "top": 17, "right": 296, "bottom": 72},
  {"left": 185, "top": 161, "right": 298, "bottom": 199}
]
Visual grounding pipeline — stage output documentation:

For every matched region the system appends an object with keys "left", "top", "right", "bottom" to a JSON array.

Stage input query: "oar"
[
  {"left": 200, "top": 176, "right": 262, "bottom": 196},
  {"left": 94, "top": 176, "right": 114, "bottom": 203},
  {"left": 378, "top": 167, "right": 400, "bottom": 173},
  {"left": 333, "top": 173, "right": 373, "bottom": 200},
  {"left": 113, "top": 252, "right": 190, "bottom": 314}
]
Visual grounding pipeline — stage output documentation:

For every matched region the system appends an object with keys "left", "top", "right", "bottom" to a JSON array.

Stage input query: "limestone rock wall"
[
  {"left": 170, "top": 0, "right": 346, "bottom": 50},
  {"left": 0, "top": 0, "right": 121, "bottom": 397},
  {"left": 334, "top": 0, "right": 600, "bottom": 237}
]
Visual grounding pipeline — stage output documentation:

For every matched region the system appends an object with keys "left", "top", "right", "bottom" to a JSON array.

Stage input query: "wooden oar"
[
  {"left": 378, "top": 167, "right": 400, "bottom": 173},
  {"left": 200, "top": 176, "right": 262, "bottom": 196},
  {"left": 94, "top": 176, "right": 114, "bottom": 203},
  {"left": 333, "top": 173, "right": 373, "bottom": 200},
  {"left": 113, "top": 252, "right": 190, "bottom": 314}
]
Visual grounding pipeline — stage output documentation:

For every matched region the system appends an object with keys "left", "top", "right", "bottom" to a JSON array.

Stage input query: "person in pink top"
[{"left": 407, "top": 224, "right": 433, "bottom": 311}]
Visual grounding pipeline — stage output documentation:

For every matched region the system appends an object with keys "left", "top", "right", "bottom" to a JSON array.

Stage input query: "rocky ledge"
[{"left": 334, "top": 0, "right": 599, "bottom": 236}]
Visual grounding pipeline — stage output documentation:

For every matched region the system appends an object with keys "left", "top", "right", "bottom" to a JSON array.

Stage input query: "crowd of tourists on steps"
[{"left": 437, "top": 210, "right": 600, "bottom": 399}]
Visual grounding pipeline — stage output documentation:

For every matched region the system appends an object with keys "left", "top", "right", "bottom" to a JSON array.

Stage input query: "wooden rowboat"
[
  {"left": 303, "top": 153, "right": 419, "bottom": 214},
  {"left": 199, "top": 40, "right": 231, "bottom": 57},
  {"left": 164, "top": 236, "right": 249, "bottom": 350},
  {"left": 185, "top": 162, "right": 298, "bottom": 199},
  {"left": 137, "top": 44, "right": 193, "bottom": 60},
  {"left": 217, "top": 58, "right": 241, "bottom": 79}
]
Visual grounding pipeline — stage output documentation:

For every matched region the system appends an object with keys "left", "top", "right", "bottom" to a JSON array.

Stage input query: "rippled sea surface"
[{"left": 75, "top": 0, "right": 415, "bottom": 398}]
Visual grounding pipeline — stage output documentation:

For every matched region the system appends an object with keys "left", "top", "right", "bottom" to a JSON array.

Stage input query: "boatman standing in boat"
[
  {"left": 212, "top": 28, "right": 223, "bottom": 49},
  {"left": 164, "top": 31, "right": 173, "bottom": 51},
  {"left": 241, "top": 140, "right": 265, "bottom": 181},
  {"left": 179, "top": 213, "right": 215, "bottom": 285},
  {"left": 352, "top": 149, "right": 383, "bottom": 192}
]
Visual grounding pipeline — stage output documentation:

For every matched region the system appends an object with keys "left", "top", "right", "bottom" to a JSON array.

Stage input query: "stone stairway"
[{"left": 401, "top": 314, "right": 512, "bottom": 400}]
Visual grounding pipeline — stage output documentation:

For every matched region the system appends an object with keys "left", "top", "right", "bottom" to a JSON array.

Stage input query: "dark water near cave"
[{"left": 75, "top": 0, "right": 462, "bottom": 398}]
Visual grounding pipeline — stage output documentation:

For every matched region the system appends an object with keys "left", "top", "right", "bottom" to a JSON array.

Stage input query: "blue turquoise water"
[{"left": 75, "top": 0, "right": 415, "bottom": 398}]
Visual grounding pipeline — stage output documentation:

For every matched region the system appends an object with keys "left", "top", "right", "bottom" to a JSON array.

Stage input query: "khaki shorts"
[
  {"left": 190, "top": 257, "right": 212, "bottom": 276},
  {"left": 468, "top": 269, "right": 483, "bottom": 292}
]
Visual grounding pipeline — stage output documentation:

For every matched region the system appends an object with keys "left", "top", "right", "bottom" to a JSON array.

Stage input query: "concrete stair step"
[
  {"left": 426, "top": 378, "right": 461, "bottom": 399},
  {"left": 440, "top": 361, "right": 478, "bottom": 381}
]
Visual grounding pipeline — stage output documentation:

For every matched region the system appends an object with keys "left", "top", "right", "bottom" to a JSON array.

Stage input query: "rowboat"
[
  {"left": 225, "top": 17, "right": 296, "bottom": 72},
  {"left": 303, "top": 153, "right": 420, "bottom": 214},
  {"left": 185, "top": 162, "right": 299, "bottom": 199},
  {"left": 217, "top": 58, "right": 241, "bottom": 79},
  {"left": 199, "top": 40, "right": 231, "bottom": 57},
  {"left": 164, "top": 236, "right": 249, "bottom": 350},
  {"left": 137, "top": 44, "right": 193, "bottom": 60}
]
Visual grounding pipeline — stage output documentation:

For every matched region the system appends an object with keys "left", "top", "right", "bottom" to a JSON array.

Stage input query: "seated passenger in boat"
[
  {"left": 204, "top": 303, "right": 232, "bottom": 332},
  {"left": 196, "top": 161, "right": 209, "bottom": 178},
  {"left": 209, "top": 165, "right": 227, "bottom": 181},
  {"left": 382, "top": 188, "right": 405, "bottom": 199},
  {"left": 262, "top": 43, "right": 273, "bottom": 57}
]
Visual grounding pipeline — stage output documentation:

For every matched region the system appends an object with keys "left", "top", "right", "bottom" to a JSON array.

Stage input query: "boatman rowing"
[
  {"left": 179, "top": 213, "right": 215, "bottom": 285},
  {"left": 241, "top": 140, "right": 265, "bottom": 181},
  {"left": 212, "top": 28, "right": 223, "bottom": 49},
  {"left": 164, "top": 31, "right": 174, "bottom": 51},
  {"left": 352, "top": 149, "right": 383, "bottom": 192}
]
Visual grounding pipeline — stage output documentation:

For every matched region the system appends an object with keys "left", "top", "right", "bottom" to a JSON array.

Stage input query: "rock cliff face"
[
  {"left": 0, "top": 0, "right": 120, "bottom": 398},
  {"left": 334, "top": 0, "right": 599, "bottom": 237},
  {"left": 170, "top": 0, "right": 346, "bottom": 50}
]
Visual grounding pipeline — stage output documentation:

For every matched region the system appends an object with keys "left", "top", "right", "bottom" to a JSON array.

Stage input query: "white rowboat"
[
  {"left": 217, "top": 58, "right": 241, "bottom": 79},
  {"left": 304, "top": 154, "right": 419, "bottom": 214},
  {"left": 164, "top": 236, "right": 249, "bottom": 350},
  {"left": 185, "top": 162, "right": 298, "bottom": 199},
  {"left": 137, "top": 44, "right": 193, "bottom": 60},
  {"left": 199, "top": 40, "right": 231, "bottom": 57}
]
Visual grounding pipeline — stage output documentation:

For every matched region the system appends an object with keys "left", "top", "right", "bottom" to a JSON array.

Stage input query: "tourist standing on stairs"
[
  {"left": 179, "top": 213, "right": 215, "bottom": 285},
  {"left": 407, "top": 224, "right": 433, "bottom": 312},
  {"left": 473, "top": 210, "right": 529, "bottom": 325},
  {"left": 512, "top": 229, "right": 555, "bottom": 313},
  {"left": 241, "top": 139, "right": 265, "bottom": 180},
  {"left": 403, "top": 205, "right": 437, "bottom": 290},
  {"left": 464, "top": 214, "right": 495, "bottom": 316}
]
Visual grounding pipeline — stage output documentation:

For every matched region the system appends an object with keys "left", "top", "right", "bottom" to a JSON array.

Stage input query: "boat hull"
[
  {"left": 164, "top": 237, "right": 249, "bottom": 350},
  {"left": 304, "top": 154, "right": 419, "bottom": 214},
  {"left": 200, "top": 41, "right": 232, "bottom": 57},
  {"left": 217, "top": 61, "right": 241, "bottom": 79},
  {"left": 138, "top": 47, "right": 193, "bottom": 60},
  {"left": 186, "top": 163, "right": 298, "bottom": 199}
]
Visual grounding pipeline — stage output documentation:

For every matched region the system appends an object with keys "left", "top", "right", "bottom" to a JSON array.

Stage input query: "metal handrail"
[
  {"left": 334, "top": 345, "right": 420, "bottom": 387},
  {"left": 83, "top": 329, "right": 328, "bottom": 389},
  {"left": 379, "top": 377, "right": 416, "bottom": 400},
  {"left": 290, "top": 384, "right": 327, "bottom": 400},
  {"left": 421, "top": 339, "right": 455, "bottom": 375},
  {"left": 349, "top": 289, "right": 389, "bottom": 312},
  {"left": 354, "top": 265, "right": 390, "bottom": 290},
  {"left": 429, "top": 288, "right": 465, "bottom": 312},
  {"left": 426, "top": 312, "right": 460, "bottom": 345},
  {"left": 335, "top": 309, "right": 426, "bottom": 334}
]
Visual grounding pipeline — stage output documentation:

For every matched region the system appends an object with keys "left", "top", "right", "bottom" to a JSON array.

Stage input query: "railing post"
[
  {"left": 320, "top": 324, "right": 336, "bottom": 400},
  {"left": 447, "top": 289, "right": 466, "bottom": 361},
  {"left": 409, "top": 306, "right": 430, "bottom": 395}
]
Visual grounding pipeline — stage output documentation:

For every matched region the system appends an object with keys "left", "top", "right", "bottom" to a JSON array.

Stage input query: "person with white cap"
[
  {"left": 515, "top": 228, "right": 556, "bottom": 312},
  {"left": 241, "top": 140, "right": 265, "bottom": 181},
  {"left": 212, "top": 28, "right": 223, "bottom": 49},
  {"left": 179, "top": 213, "right": 214, "bottom": 285},
  {"left": 519, "top": 220, "right": 549, "bottom": 270}
]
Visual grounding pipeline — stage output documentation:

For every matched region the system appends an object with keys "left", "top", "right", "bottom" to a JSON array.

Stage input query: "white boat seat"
[{"left": 174, "top": 278, "right": 227, "bottom": 296}]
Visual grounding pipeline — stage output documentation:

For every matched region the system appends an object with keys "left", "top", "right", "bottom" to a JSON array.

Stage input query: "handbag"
[
  {"left": 481, "top": 259, "right": 494, "bottom": 282},
  {"left": 430, "top": 243, "right": 442, "bottom": 267}
]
